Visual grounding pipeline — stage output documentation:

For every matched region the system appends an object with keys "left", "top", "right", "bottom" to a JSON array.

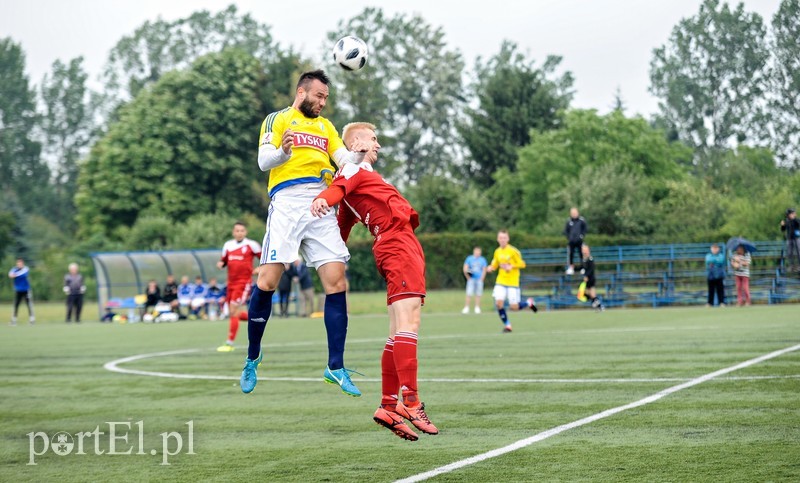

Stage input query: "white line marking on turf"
[
  {"left": 395, "top": 343, "right": 800, "bottom": 483},
  {"left": 103, "top": 348, "right": 800, "bottom": 384}
]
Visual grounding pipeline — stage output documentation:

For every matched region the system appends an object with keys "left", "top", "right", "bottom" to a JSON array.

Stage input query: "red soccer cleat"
[
  {"left": 394, "top": 401, "right": 439, "bottom": 435},
  {"left": 373, "top": 407, "right": 418, "bottom": 441}
]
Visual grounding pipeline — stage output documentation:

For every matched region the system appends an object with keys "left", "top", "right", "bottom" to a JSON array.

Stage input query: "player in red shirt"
[
  {"left": 216, "top": 221, "right": 261, "bottom": 352},
  {"left": 311, "top": 122, "right": 437, "bottom": 441}
]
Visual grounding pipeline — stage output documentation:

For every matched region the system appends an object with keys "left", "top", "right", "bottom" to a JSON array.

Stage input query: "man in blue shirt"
[
  {"left": 462, "top": 247, "right": 488, "bottom": 314},
  {"left": 8, "top": 258, "right": 34, "bottom": 325}
]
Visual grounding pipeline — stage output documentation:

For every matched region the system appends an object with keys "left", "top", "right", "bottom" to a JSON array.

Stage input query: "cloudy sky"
[{"left": 0, "top": 0, "right": 783, "bottom": 117}]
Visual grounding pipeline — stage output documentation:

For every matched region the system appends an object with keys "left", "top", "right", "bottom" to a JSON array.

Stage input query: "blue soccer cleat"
[
  {"left": 240, "top": 352, "right": 263, "bottom": 394},
  {"left": 324, "top": 366, "right": 362, "bottom": 397}
]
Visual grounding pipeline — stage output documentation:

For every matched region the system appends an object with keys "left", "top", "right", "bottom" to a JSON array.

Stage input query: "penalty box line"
[{"left": 396, "top": 342, "right": 800, "bottom": 483}]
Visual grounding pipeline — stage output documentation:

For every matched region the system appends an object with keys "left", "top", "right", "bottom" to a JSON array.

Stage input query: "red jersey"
[
  {"left": 220, "top": 238, "right": 261, "bottom": 285},
  {"left": 316, "top": 162, "right": 419, "bottom": 243}
]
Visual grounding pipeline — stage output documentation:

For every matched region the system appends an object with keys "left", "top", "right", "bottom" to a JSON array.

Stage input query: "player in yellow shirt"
[
  {"left": 486, "top": 229, "right": 537, "bottom": 332},
  {"left": 241, "top": 70, "right": 369, "bottom": 396}
]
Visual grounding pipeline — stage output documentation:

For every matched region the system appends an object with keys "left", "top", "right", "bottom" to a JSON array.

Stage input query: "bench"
[{"left": 519, "top": 241, "right": 798, "bottom": 310}]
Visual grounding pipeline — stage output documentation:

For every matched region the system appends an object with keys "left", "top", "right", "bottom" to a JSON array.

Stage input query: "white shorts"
[
  {"left": 261, "top": 184, "right": 350, "bottom": 269},
  {"left": 493, "top": 284, "right": 521, "bottom": 305},
  {"left": 466, "top": 278, "right": 484, "bottom": 296},
  {"left": 178, "top": 297, "right": 191, "bottom": 307}
]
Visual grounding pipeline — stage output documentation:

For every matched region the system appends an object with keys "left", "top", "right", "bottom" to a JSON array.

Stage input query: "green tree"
[
  {"left": 649, "top": 0, "right": 771, "bottom": 155},
  {"left": 721, "top": 185, "right": 800, "bottom": 240},
  {"left": 0, "top": 38, "right": 49, "bottom": 217},
  {"left": 499, "top": 109, "right": 691, "bottom": 231},
  {"left": 655, "top": 178, "right": 726, "bottom": 240},
  {"left": 76, "top": 49, "right": 269, "bottom": 238},
  {"left": 459, "top": 41, "right": 574, "bottom": 187},
  {"left": 326, "top": 7, "right": 466, "bottom": 183},
  {"left": 769, "top": 0, "right": 800, "bottom": 168},
  {"left": 554, "top": 161, "right": 657, "bottom": 237},
  {"left": 101, "top": 4, "right": 282, "bottom": 112},
  {"left": 406, "top": 178, "right": 494, "bottom": 233},
  {"left": 39, "top": 57, "right": 95, "bottom": 230},
  {"left": 701, "top": 146, "right": 783, "bottom": 197}
]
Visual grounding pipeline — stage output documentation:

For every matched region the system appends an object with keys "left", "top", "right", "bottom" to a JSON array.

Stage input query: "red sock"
[
  {"left": 393, "top": 331, "right": 419, "bottom": 407},
  {"left": 227, "top": 314, "right": 240, "bottom": 343},
  {"left": 381, "top": 339, "right": 399, "bottom": 408}
]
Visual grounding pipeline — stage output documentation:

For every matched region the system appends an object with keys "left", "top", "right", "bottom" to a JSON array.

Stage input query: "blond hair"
[{"left": 341, "top": 121, "right": 377, "bottom": 148}]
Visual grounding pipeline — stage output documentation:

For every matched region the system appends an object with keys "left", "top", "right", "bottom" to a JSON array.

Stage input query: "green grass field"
[{"left": 2, "top": 294, "right": 799, "bottom": 482}]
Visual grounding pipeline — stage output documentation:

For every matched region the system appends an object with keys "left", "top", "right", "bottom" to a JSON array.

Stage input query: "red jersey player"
[
  {"left": 216, "top": 221, "right": 261, "bottom": 352},
  {"left": 310, "top": 122, "right": 438, "bottom": 441}
]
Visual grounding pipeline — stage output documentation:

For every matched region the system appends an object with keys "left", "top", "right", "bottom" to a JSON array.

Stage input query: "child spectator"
[{"left": 731, "top": 245, "right": 751, "bottom": 306}]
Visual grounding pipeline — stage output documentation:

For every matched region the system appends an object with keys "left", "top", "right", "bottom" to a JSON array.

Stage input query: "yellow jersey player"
[
  {"left": 486, "top": 229, "right": 537, "bottom": 332},
  {"left": 241, "top": 70, "right": 368, "bottom": 396}
]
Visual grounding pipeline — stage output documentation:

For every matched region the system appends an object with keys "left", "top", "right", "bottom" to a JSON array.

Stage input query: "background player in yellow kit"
[{"left": 486, "top": 229, "right": 537, "bottom": 332}]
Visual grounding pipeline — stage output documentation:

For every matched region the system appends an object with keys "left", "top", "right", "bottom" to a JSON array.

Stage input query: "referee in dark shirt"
[{"left": 581, "top": 244, "right": 604, "bottom": 311}]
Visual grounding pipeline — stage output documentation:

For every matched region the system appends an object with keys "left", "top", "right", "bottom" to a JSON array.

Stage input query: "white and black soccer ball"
[{"left": 332, "top": 36, "right": 369, "bottom": 71}]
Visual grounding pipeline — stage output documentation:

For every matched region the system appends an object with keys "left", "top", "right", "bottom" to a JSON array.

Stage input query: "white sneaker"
[
  {"left": 474, "top": 307, "right": 481, "bottom": 314},
  {"left": 461, "top": 306, "right": 469, "bottom": 314},
  {"left": 29, "top": 316, "right": 35, "bottom": 324},
  {"left": 566, "top": 267, "right": 574, "bottom": 275}
]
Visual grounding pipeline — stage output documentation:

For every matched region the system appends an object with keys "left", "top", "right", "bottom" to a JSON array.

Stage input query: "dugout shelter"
[{"left": 90, "top": 249, "right": 222, "bottom": 319}]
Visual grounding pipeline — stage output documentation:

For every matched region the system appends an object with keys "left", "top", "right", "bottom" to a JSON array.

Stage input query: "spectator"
[
  {"left": 277, "top": 269, "right": 293, "bottom": 317},
  {"left": 206, "top": 277, "right": 225, "bottom": 320},
  {"left": 176, "top": 275, "right": 194, "bottom": 318},
  {"left": 143, "top": 280, "right": 161, "bottom": 315},
  {"left": 462, "top": 247, "right": 488, "bottom": 314},
  {"left": 780, "top": 208, "right": 800, "bottom": 274},
  {"left": 64, "top": 263, "right": 86, "bottom": 323},
  {"left": 8, "top": 257, "right": 34, "bottom": 325},
  {"left": 189, "top": 275, "right": 208, "bottom": 318},
  {"left": 289, "top": 258, "right": 315, "bottom": 317},
  {"left": 581, "top": 244, "right": 604, "bottom": 311},
  {"left": 731, "top": 245, "right": 751, "bottom": 306},
  {"left": 563, "top": 207, "right": 587, "bottom": 275},
  {"left": 162, "top": 274, "right": 179, "bottom": 312},
  {"left": 705, "top": 244, "right": 726, "bottom": 307}
]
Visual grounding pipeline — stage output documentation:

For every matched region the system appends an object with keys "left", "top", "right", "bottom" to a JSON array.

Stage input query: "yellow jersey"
[
  {"left": 490, "top": 244, "right": 526, "bottom": 287},
  {"left": 258, "top": 107, "right": 345, "bottom": 197}
]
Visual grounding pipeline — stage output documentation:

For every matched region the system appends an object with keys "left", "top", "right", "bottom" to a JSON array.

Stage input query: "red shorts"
[
  {"left": 373, "top": 228, "right": 426, "bottom": 305},
  {"left": 227, "top": 281, "right": 252, "bottom": 305}
]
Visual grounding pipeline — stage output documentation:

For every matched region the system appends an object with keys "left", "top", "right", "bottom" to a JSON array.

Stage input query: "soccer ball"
[{"left": 332, "top": 36, "right": 369, "bottom": 71}]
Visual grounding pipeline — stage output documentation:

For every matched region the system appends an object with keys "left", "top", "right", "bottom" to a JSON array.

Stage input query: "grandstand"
[{"left": 520, "top": 241, "right": 800, "bottom": 310}]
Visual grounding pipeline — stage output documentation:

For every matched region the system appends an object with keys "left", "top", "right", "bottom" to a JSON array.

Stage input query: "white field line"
[
  {"left": 103, "top": 347, "right": 800, "bottom": 384},
  {"left": 395, "top": 343, "right": 800, "bottom": 483}
]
